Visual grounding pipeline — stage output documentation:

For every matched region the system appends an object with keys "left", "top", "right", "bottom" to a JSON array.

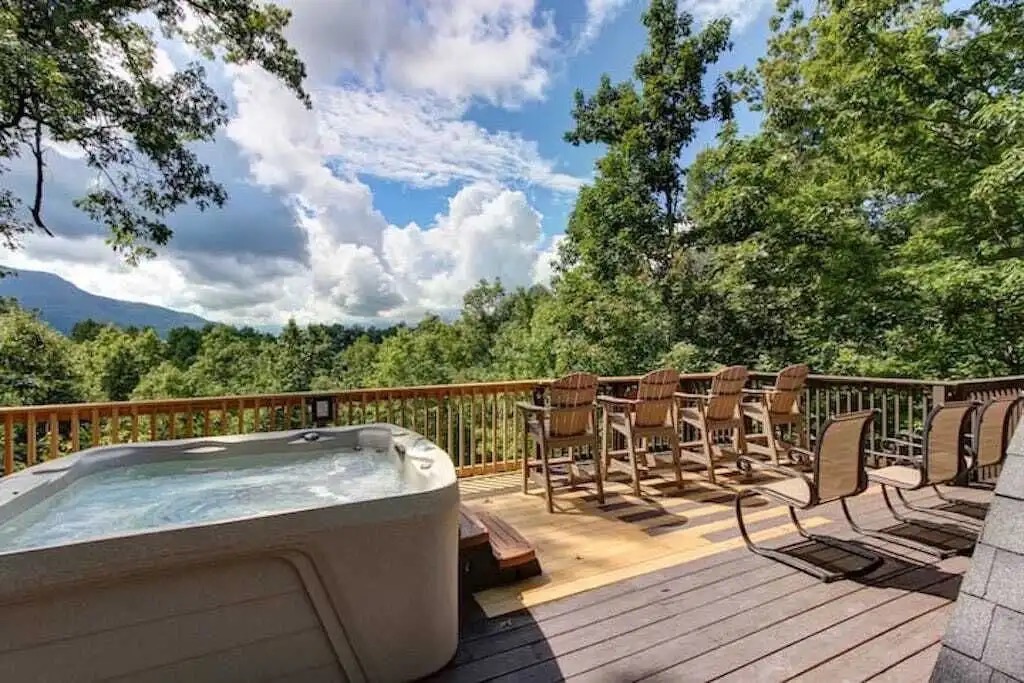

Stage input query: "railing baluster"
[
  {"left": 131, "top": 408, "right": 139, "bottom": 442},
  {"left": 868, "top": 389, "right": 877, "bottom": 455},
  {"left": 458, "top": 392, "right": 466, "bottom": 471},
  {"left": 49, "top": 413, "right": 58, "bottom": 460},
  {"left": 503, "top": 393, "right": 510, "bottom": 465},
  {"left": 3, "top": 414, "right": 12, "bottom": 475},
  {"left": 469, "top": 391, "right": 476, "bottom": 471},
  {"left": 27, "top": 414, "right": 37, "bottom": 466},
  {"left": 71, "top": 410, "right": 80, "bottom": 451}
]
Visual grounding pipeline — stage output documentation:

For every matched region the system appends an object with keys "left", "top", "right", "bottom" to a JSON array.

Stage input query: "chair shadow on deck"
[
  {"left": 932, "top": 499, "right": 989, "bottom": 521},
  {"left": 778, "top": 537, "right": 966, "bottom": 599},
  {"left": 583, "top": 467, "right": 774, "bottom": 535}
]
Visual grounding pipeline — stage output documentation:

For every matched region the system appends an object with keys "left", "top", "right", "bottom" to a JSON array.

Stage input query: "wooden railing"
[{"left": 1, "top": 372, "right": 1022, "bottom": 478}]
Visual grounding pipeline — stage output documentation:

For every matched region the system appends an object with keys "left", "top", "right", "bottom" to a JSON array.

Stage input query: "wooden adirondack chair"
[
  {"left": 676, "top": 365, "right": 749, "bottom": 484},
  {"left": 517, "top": 372, "right": 604, "bottom": 513},
  {"left": 597, "top": 368, "right": 684, "bottom": 497},
  {"left": 741, "top": 363, "right": 809, "bottom": 465}
]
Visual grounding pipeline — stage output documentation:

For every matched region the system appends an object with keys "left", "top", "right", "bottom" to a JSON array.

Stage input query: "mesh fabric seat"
[{"left": 735, "top": 409, "right": 882, "bottom": 583}]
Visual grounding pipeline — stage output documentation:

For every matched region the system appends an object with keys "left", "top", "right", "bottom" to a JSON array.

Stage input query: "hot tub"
[{"left": 0, "top": 424, "right": 458, "bottom": 683}]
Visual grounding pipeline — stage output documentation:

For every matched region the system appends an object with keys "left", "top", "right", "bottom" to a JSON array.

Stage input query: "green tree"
[
  {"left": 685, "top": 0, "right": 1024, "bottom": 377},
  {"left": 183, "top": 324, "right": 276, "bottom": 395},
  {"left": 275, "top": 319, "right": 336, "bottom": 392},
  {"left": 166, "top": 326, "right": 203, "bottom": 369},
  {"left": 337, "top": 335, "right": 380, "bottom": 388},
  {"left": 563, "top": 0, "right": 733, "bottom": 282},
  {"left": 495, "top": 272, "right": 672, "bottom": 377},
  {"left": 132, "top": 360, "right": 195, "bottom": 399},
  {"left": 76, "top": 326, "right": 166, "bottom": 400},
  {"left": 69, "top": 318, "right": 105, "bottom": 342},
  {"left": 0, "top": 0, "right": 307, "bottom": 260},
  {"left": 0, "top": 302, "right": 83, "bottom": 405},
  {"left": 368, "top": 316, "right": 464, "bottom": 387}
]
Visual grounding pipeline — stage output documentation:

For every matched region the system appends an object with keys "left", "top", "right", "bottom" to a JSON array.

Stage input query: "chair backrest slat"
[
  {"left": 923, "top": 401, "right": 976, "bottom": 485},
  {"left": 635, "top": 368, "right": 679, "bottom": 428},
  {"left": 547, "top": 372, "right": 598, "bottom": 437},
  {"left": 974, "top": 396, "right": 1024, "bottom": 469},
  {"left": 766, "top": 363, "right": 809, "bottom": 416},
  {"left": 706, "top": 365, "right": 749, "bottom": 421},
  {"left": 814, "top": 409, "right": 876, "bottom": 503}
]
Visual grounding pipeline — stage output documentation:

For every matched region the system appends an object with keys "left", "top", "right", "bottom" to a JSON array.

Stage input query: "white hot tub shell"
[{"left": 0, "top": 424, "right": 459, "bottom": 683}]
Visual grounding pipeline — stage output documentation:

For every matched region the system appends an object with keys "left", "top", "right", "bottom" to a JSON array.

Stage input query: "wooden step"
[
  {"left": 459, "top": 504, "right": 490, "bottom": 550},
  {"left": 474, "top": 509, "right": 537, "bottom": 570}
]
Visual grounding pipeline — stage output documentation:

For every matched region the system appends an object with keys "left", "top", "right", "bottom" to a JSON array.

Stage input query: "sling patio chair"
[
  {"left": 843, "top": 401, "right": 979, "bottom": 558},
  {"left": 741, "top": 363, "right": 809, "bottom": 465},
  {"left": 517, "top": 372, "right": 604, "bottom": 513},
  {"left": 734, "top": 409, "right": 883, "bottom": 583},
  {"left": 675, "top": 365, "right": 749, "bottom": 484},
  {"left": 958, "top": 394, "right": 1024, "bottom": 488},
  {"left": 899, "top": 395, "right": 1023, "bottom": 517},
  {"left": 597, "top": 368, "right": 684, "bottom": 497}
]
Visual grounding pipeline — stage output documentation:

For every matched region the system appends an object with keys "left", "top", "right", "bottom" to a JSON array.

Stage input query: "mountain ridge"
[{"left": 0, "top": 268, "right": 212, "bottom": 336}]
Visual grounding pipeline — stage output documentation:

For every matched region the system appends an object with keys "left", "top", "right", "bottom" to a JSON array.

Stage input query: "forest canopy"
[{"left": 2, "top": 0, "right": 1023, "bottom": 406}]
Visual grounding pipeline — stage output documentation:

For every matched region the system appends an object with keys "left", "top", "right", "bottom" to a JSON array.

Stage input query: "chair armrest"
[
  {"left": 738, "top": 455, "right": 811, "bottom": 483},
  {"left": 881, "top": 437, "right": 923, "bottom": 453},
  {"left": 742, "top": 388, "right": 772, "bottom": 395},
  {"left": 674, "top": 392, "right": 707, "bottom": 404},
  {"left": 868, "top": 448, "right": 921, "bottom": 466},
  {"left": 597, "top": 395, "right": 637, "bottom": 410},
  {"left": 894, "top": 430, "right": 924, "bottom": 442},
  {"left": 515, "top": 401, "right": 547, "bottom": 414},
  {"left": 789, "top": 445, "right": 814, "bottom": 460}
]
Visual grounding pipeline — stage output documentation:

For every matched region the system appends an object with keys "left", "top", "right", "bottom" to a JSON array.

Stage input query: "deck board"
[
  {"left": 435, "top": 475, "right": 989, "bottom": 682},
  {"left": 867, "top": 642, "right": 942, "bottom": 682}
]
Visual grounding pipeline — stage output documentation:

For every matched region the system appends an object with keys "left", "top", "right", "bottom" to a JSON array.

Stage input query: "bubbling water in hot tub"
[{"left": 0, "top": 446, "right": 413, "bottom": 552}]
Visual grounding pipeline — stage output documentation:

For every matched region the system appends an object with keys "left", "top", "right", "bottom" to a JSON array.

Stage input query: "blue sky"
[{"left": 6, "top": 0, "right": 778, "bottom": 326}]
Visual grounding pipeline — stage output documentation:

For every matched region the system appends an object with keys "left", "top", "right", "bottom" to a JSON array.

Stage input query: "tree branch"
[{"left": 29, "top": 119, "right": 53, "bottom": 237}]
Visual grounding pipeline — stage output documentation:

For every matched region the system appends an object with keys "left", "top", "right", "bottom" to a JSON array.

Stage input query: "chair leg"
[
  {"left": 670, "top": 436, "right": 684, "bottom": 492},
  {"left": 735, "top": 491, "right": 881, "bottom": 583},
  {"left": 540, "top": 445, "right": 554, "bottom": 514},
  {"left": 625, "top": 425, "right": 642, "bottom": 497},
  {"left": 892, "top": 487, "right": 985, "bottom": 528},
  {"left": 567, "top": 447, "right": 577, "bottom": 488},
  {"left": 522, "top": 441, "right": 534, "bottom": 494},
  {"left": 765, "top": 418, "right": 781, "bottom": 465},
  {"left": 701, "top": 426, "right": 717, "bottom": 485},
  {"left": 842, "top": 494, "right": 958, "bottom": 559},
  {"left": 593, "top": 444, "right": 605, "bottom": 504},
  {"left": 602, "top": 413, "right": 612, "bottom": 475},
  {"left": 733, "top": 422, "right": 748, "bottom": 457}
]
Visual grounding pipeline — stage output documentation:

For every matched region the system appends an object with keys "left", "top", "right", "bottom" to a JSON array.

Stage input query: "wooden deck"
[{"left": 437, "top": 470, "right": 989, "bottom": 682}]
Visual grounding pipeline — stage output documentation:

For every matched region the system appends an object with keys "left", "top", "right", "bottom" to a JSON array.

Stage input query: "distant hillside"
[{"left": 0, "top": 268, "right": 211, "bottom": 336}]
